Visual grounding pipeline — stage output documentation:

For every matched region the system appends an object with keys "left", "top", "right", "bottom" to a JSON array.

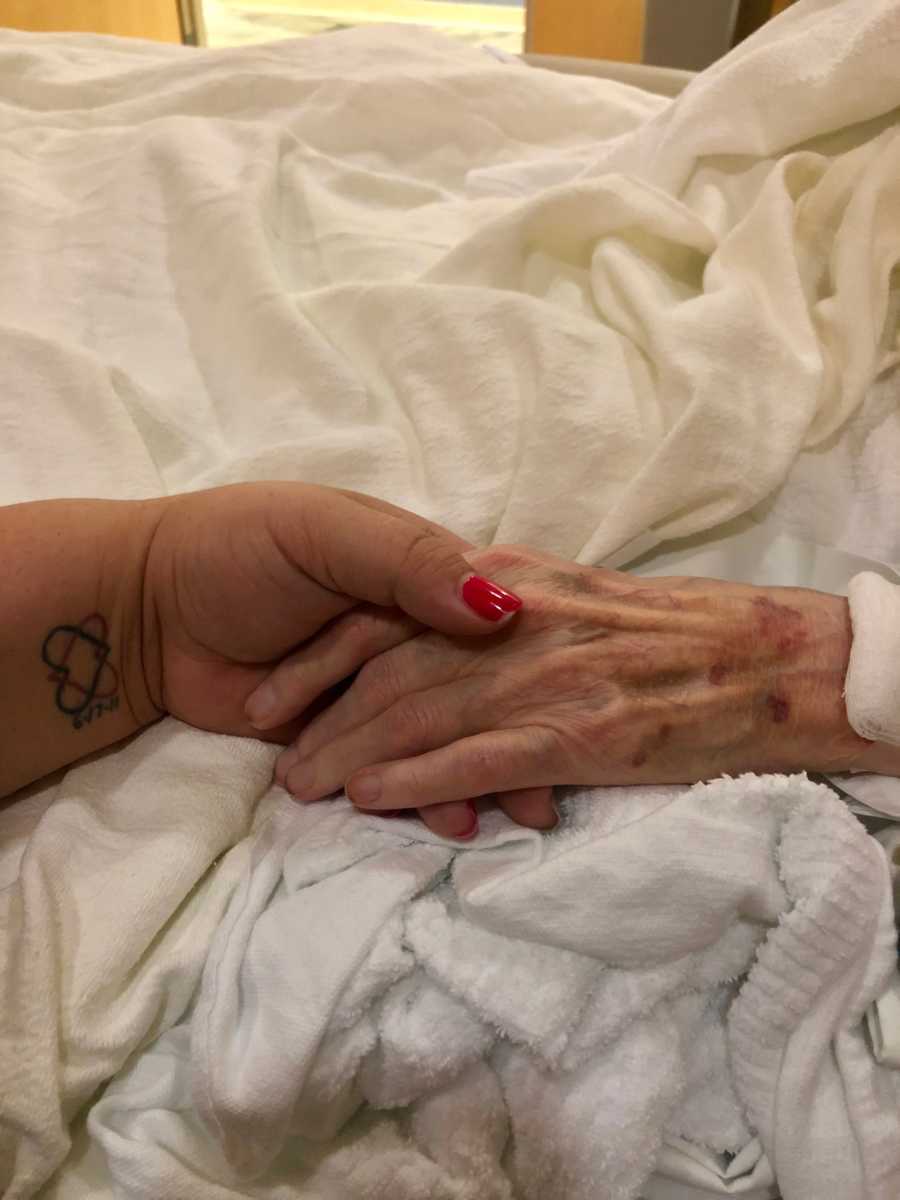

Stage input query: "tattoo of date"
[{"left": 41, "top": 613, "right": 120, "bottom": 730}]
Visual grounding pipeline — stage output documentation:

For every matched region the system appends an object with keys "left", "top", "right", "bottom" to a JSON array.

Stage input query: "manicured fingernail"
[
  {"left": 245, "top": 682, "right": 278, "bottom": 729},
  {"left": 350, "top": 773, "right": 382, "bottom": 807},
  {"left": 285, "top": 760, "right": 315, "bottom": 798},
  {"left": 454, "top": 803, "right": 479, "bottom": 840},
  {"left": 461, "top": 575, "right": 523, "bottom": 622}
]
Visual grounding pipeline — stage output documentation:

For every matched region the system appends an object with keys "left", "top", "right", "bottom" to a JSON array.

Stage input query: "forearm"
[{"left": 0, "top": 499, "right": 164, "bottom": 798}]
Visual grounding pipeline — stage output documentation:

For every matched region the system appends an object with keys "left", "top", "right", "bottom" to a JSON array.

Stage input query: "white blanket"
[{"left": 1, "top": 3, "right": 900, "bottom": 1198}]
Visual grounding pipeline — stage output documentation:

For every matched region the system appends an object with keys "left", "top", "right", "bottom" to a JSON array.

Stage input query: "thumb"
[{"left": 294, "top": 491, "right": 523, "bottom": 635}]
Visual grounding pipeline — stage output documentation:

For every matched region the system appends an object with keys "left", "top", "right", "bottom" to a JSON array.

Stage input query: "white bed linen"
[{"left": 1, "top": 3, "right": 900, "bottom": 1197}]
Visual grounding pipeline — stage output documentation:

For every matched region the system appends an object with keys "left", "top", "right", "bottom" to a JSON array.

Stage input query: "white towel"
[
  {"left": 84, "top": 777, "right": 899, "bottom": 1200},
  {"left": 2, "top": 4, "right": 900, "bottom": 1197}
]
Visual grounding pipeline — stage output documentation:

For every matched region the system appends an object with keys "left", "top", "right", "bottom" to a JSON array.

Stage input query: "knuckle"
[
  {"left": 464, "top": 737, "right": 512, "bottom": 779},
  {"left": 402, "top": 528, "right": 457, "bottom": 578},
  {"left": 355, "top": 654, "right": 404, "bottom": 707},
  {"left": 525, "top": 723, "right": 564, "bottom": 759},
  {"left": 387, "top": 695, "right": 438, "bottom": 747},
  {"left": 523, "top": 719, "right": 577, "bottom": 769}
]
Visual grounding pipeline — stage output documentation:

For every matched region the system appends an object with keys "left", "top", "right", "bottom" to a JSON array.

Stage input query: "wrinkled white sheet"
[{"left": 1, "top": 2, "right": 900, "bottom": 1197}]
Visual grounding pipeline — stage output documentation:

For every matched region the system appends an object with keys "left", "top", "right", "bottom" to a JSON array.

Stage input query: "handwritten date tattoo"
[{"left": 42, "top": 613, "right": 120, "bottom": 730}]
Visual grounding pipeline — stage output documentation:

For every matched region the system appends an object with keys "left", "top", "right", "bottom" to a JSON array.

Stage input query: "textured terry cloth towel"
[
  {"left": 82, "top": 776, "right": 900, "bottom": 1200},
  {"left": 1, "top": 1, "right": 900, "bottom": 1198}
]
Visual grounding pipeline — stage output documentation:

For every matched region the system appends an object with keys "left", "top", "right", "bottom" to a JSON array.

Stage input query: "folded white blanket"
[{"left": 2, "top": 2, "right": 900, "bottom": 1198}]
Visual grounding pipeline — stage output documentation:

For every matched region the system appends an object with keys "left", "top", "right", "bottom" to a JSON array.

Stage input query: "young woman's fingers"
[
  {"left": 345, "top": 728, "right": 561, "bottom": 813},
  {"left": 495, "top": 786, "right": 558, "bottom": 830},
  {"left": 282, "top": 679, "right": 481, "bottom": 803},
  {"left": 332, "top": 490, "right": 475, "bottom": 549},
  {"left": 270, "top": 488, "right": 523, "bottom": 635},
  {"left": 246, "top": 606, "right": 419, "bottom": 731},
  {"left": 418, "top": 800, "right": 480, "bottom": 841}
]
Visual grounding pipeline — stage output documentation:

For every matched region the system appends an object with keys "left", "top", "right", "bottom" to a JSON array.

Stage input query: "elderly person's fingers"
[
  {"left": 275, "top": 632, "right": 475, "bottom": 783},
  {"left": 342, "top": 729, "right": 560, "bottom": 813},
  {"left": 392, "top": 793, "right": 555, "bottom": 838},
  {"left": 252, "top": 606, "right": 421, "bottom": 735},
  {"left": 412, "top": 800, "right": 480, "bottom": 840},
  {"left": 279, "top": 679, "right": 481, "bottom": 800}
]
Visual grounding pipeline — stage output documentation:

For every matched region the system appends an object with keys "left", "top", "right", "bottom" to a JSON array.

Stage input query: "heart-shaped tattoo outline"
[{"left": 42, "top": 612, "right": 120, "bottom": 718}]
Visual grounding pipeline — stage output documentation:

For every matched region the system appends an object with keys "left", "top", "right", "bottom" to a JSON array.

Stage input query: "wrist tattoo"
[{"left": 42, "top": 613, "right": 121, "bottom": 731}]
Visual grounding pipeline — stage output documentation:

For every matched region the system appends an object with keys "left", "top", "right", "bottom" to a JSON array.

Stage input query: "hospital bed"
[{"left": 1, "top": 11, "right": 900, "bottom": 1200}]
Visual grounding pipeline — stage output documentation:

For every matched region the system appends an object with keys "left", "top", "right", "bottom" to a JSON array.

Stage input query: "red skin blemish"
[
  {"left": 766, "top": 694, "right": 790, "bottom": 723},
  {"left": 752, "top": 595, "right": 778, "bottom": 634},
  {"left": 631, "top": 750, "right": 648, "bottom": 768},
  {"left": 777, "top": 631, "right": 806, "bottom": 655},
  {"left": 752, "top": 595, "right": 805, "bottom": 655},
  {"left": 708, "top": 663, "right": 729, "bottom": 685}
]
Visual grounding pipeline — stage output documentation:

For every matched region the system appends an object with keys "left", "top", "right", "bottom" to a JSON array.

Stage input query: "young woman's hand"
[
  {"left": 143, "top": 483, "right": 521, "bottom": 746},
  {"left": 141, "top": 485, "right": 549, "bottom": 841}
]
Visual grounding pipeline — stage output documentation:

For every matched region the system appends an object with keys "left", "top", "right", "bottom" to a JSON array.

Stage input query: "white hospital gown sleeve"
[{"left": 844, "top": 572, "right": 900, "bottom": 746}]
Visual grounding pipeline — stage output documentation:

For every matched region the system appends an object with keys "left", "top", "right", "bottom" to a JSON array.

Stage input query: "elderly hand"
[{"left": 272, "top": 545, "right": 872, "bottom": 832}]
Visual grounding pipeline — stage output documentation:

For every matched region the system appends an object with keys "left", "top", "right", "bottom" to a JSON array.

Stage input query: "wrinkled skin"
[{"left": 272, "top": 545, "right": 872, "bottom": 834}]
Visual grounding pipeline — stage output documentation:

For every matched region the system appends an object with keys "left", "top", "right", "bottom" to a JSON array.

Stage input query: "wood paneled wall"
[
  {"left": 526, "top": 0, "right": 644, "bottom": 61},
  {"left": 526, "top": 0, "right": 797, "bottom": 62},
  {"left": 0, "top": 1, "right": 182, "bottom": 41}
]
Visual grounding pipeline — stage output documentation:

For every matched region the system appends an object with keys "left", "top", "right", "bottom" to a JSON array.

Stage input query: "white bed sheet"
[{"left": 2, "top": 6, "right": 900, "bottom": 1199}]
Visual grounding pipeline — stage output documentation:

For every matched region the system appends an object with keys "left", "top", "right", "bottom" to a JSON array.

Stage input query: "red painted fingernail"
[
  {"left": 461, "top": 576, "right": 522, "bottom": 622},
  {"left": 455, "top": 803, "right": 479, "bottom": 840}
]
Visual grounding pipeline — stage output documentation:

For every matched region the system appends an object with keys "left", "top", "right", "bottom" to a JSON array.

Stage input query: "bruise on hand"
[
  {"left": 752, "top": 594, "right": 806, "bottom": 655},
  {"left": 708, "top": 662, "right": 729, "bottom": 685},
  {"left": 631, "top": 722, "right": 672, "bottom": 769}
]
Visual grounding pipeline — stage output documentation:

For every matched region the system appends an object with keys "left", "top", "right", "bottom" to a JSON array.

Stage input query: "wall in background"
[
  {"left": 0, "top": 1, "right": 182, "bottom": 40},
  {"left": 527, "top": 0, "right": 643, "bottom": 62},
  {"left": 527, "top": 0, "right": 797, "bottom": 64}
]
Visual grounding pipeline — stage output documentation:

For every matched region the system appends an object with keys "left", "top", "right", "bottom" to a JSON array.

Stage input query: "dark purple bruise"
[{"left": 766, "top": 694, "right": 790, "bottom": 724}]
